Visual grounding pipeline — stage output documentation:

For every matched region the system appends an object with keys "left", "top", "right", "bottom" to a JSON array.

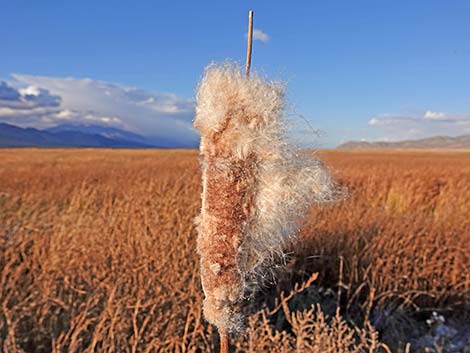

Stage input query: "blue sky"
[{"left": 1, "top": 1, "right": 470, "bottom": 147}]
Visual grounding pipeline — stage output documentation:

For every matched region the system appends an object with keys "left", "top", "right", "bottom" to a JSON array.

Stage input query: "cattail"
[{"left": 194, "top": 63, "right": 335, "bottom": 335}]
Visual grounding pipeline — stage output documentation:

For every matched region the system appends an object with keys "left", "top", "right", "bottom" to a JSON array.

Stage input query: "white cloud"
[
  {"left": 0, "top": 81, "right": 64, "bottom": 128},
  {"left": 0, "top": 75, "right": 198, "bottom": 144},
  {"left": 368, "top": 110, "right": 470, "bottom": 141},
  {"left": 423, "top": 110, "right": 446, "bottom": 120},
  {"left": 252, "top": 29, "right": 269, "bottom": 43},
  {"left": 368, "top": 117, "right": 382, "bottom": 126},
  {"left": 53, "top": 109, "right": 122, "bottom": 124},
  {"left": 0, "top": 81, "right": 61, "bottom": 110}
]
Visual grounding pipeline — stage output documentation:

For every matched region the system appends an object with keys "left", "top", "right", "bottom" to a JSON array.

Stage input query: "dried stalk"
[
  {"left": 246, "top": 10, "right": 254, "bottom": 76},
  {"left": 219, "top": 328, "right": 229, "bottom": 353}
]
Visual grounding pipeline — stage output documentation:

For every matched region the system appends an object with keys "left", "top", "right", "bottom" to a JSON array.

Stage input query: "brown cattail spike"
[
  {"left": 194, "top": 63, "right": 335, "bottom": 334},
  {"left": 246, "top": 10, "right": 254, "bottom": 76}
]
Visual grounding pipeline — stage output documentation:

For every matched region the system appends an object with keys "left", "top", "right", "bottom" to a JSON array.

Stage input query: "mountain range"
[
  {"left": 0, "top": 123, "right": 199, "bottom": 148},
  {"left": 338, "top": 135, "right": 470, "bottom": 150}
]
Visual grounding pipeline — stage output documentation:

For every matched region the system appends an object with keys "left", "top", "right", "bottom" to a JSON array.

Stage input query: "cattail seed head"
[{"left": 194, "top": 63, "right": 334, "bottom": 332}]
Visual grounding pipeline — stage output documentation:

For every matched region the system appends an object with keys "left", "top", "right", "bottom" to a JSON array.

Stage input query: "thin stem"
[
  {"left": 219, "top": 328, "right": 229, "bottom": 353},
  {"left": 245, "top": 10, "right": 254, "bottom": 77},
  {"left": 336, "top": 255, "right": 344, "bottom": 316}
]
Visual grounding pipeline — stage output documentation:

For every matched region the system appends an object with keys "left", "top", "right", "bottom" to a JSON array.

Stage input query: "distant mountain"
[
  {"left": 46, "top": 124, "right": 150, "bottom": 145},
  {"left": 46, "top": 123, "right": 199, "bottom": 148},
  {"left": 0, "top": 123, "right": 166, "bottom": 148},
  {"left": 337, "top": 135, "right": 470, "bottom": 150}
]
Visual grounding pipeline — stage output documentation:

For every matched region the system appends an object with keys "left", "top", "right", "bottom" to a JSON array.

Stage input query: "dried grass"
[{"left": 0, "top": 148, "right": 469, "bottom": 352}]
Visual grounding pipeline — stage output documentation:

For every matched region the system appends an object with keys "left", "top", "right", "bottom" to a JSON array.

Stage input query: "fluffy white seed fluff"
[{"left": 194, "top": 63, "right": 334, "bottom": 332}]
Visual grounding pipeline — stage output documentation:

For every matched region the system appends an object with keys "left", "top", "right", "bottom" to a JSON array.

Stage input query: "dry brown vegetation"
[{"left": 0, "top": 149, "right": 469, "bottom": 353}]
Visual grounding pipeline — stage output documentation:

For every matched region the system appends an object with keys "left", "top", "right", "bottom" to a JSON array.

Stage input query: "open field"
[{"left": 0, "top": 149, "right": 469, "bottom": 352}]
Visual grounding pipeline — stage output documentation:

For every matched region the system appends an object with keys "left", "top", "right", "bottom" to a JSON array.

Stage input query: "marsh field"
[{"left": 0, "top": 149, "right": 469, "bottom": 353}]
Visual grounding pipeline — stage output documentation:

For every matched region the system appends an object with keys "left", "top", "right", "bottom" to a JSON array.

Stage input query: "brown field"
[{"left": 0, "top": 149, "right": 469, "bottom": 353}]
